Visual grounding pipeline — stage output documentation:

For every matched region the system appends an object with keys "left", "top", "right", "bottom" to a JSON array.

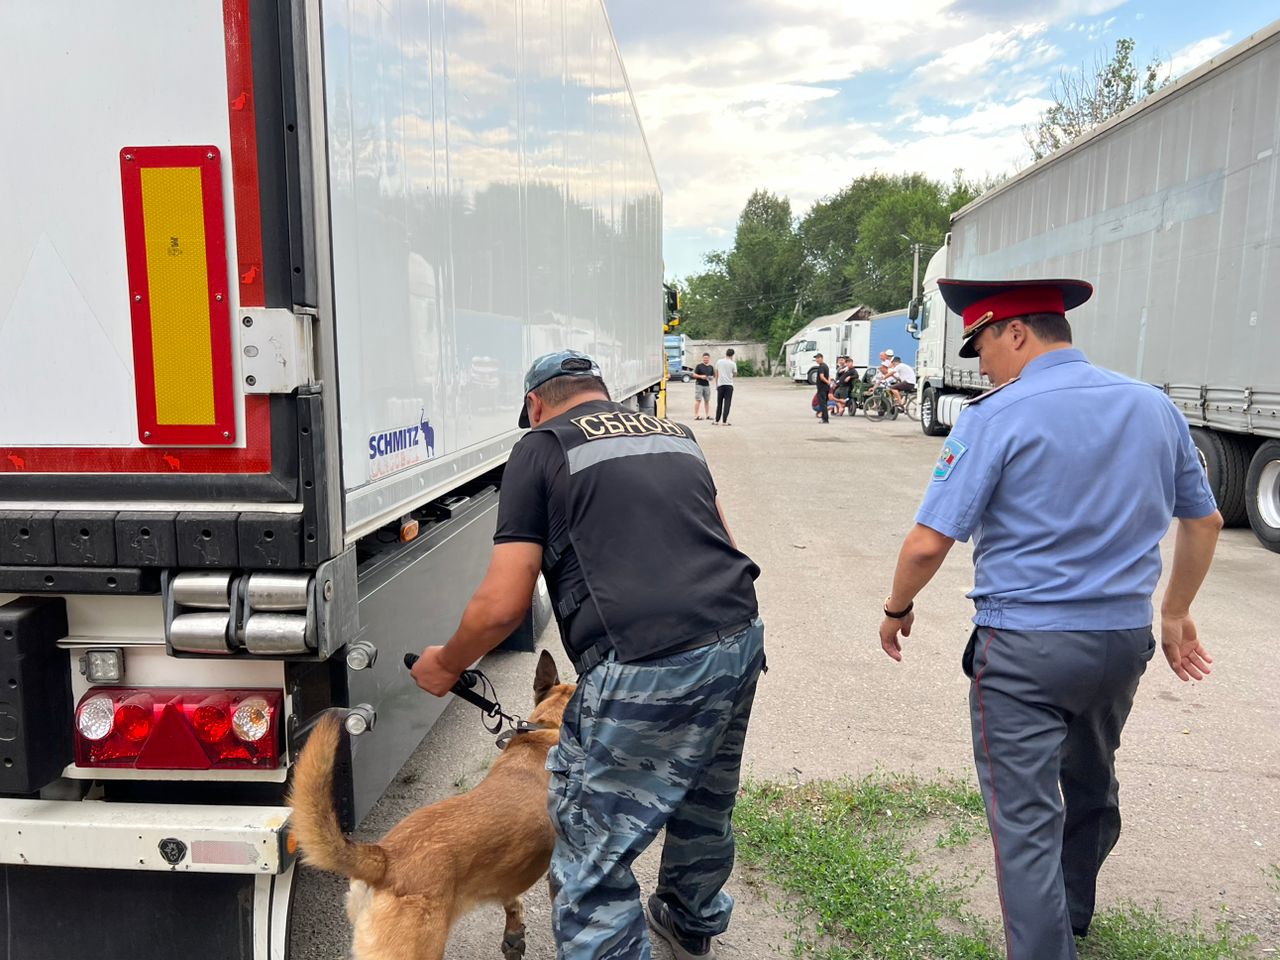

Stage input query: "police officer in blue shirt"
[{"left": 878, "top": 278, "right": 1223, "bottom": 960}]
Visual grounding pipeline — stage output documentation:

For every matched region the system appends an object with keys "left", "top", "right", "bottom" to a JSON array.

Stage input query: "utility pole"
[
  {"left": 900, "top": 234, "right": 922, "bottom": 305},
  {"left": 910, "top": 243, "right": 921, "bottom": 304}
]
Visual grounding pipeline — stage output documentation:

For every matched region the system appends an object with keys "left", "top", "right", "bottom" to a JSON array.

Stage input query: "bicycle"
[{"left": 863, "top": 383, "right": 898, "bottom": 421}]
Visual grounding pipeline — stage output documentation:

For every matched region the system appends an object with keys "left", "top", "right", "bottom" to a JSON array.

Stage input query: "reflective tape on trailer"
[{"left": 120, "top": 145, "right": 236, "bottom": 446}]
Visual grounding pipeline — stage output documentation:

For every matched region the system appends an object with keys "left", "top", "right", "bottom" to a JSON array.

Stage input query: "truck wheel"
[
  {"left": 1245, "top": 440, "right": 1280, "bottom": 553},
  {"left": 920, "top": 387, "right": 948, "bottom": 437},
  {"left": 1189, "top": 428, "right": 1250, "bottom": 526},
  {"left": 680, "top": 372, "right": 692, "bottom": 383},
  {"left": 807, "top": 369, "right": 818, "bottom": 385}
]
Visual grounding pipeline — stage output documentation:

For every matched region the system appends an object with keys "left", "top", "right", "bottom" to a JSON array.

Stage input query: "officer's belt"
[{"left": 569, "top": 618, "right": 755, "bottom": 677}]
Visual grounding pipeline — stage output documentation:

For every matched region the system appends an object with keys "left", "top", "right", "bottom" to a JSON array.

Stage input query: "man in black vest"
[{"left": 412, "top": 350, "right": 765, "bottom": 960}]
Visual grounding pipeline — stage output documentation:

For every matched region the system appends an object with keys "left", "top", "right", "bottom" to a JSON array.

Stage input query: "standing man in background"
[
  {"left": 693, "top": 352, "right": 715, "bottom": 421},
  {"left": 714, "top": 348, "right": 737, "bottom": 426},
  {"left": 813, "top": 353, "right": 832, "bottom": 424},
  {"left": 877, "top": 278, "right": 1222, "bottom": 960}
]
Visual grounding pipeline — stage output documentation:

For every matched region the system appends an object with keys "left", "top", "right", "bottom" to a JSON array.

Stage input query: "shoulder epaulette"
[{"left": 962, "top": 375, "right": 1021, "bottom": 407}]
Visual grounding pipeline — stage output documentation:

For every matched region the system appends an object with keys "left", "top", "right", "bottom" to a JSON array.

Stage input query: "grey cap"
[{"left": 519, "top": 350, "right": 602, "bottom": 427}]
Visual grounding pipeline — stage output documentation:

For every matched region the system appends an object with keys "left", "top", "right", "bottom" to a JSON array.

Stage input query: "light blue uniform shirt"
[{"left": 917, "top": 349, "right": 1217, "bottom": 631}]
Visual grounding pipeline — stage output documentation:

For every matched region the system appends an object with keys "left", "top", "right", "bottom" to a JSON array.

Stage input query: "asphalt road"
[{"left": 292, "top": 377, "right": 1280, "bottom": 958}]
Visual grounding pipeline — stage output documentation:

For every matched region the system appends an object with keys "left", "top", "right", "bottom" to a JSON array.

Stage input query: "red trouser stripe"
[{"left": 974, "top": 628, "right": 1014, "bottom": 959}]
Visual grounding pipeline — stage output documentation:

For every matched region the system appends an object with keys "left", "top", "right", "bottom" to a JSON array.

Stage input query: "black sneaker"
[{"left": 646, "top": 895, "right": 713, "bottom": 959}]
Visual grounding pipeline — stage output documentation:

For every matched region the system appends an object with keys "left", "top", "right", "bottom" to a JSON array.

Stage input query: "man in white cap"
[{"left": 873, "top": 349, "right": 894, "bottom": 384}]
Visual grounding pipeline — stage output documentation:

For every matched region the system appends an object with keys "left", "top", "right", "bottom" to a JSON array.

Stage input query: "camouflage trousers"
[{"left": 546, "top": 619, "right": 766, "bottom": 959}]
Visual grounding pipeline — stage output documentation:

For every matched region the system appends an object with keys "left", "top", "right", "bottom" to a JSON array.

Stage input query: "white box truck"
[
  {"left": 909, "top": 19, "right": 1280, "bottom": 552},
  {"left": 0, "top": 1, "right": 663, "bottom": 956},
  {"left": 787, "top": 309, "right": 917, "bottom": 382}
]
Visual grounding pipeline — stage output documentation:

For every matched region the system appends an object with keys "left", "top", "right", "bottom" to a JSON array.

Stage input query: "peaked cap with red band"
[{"left": 938, "top": 278, "right": 1093, "bottom": 358}]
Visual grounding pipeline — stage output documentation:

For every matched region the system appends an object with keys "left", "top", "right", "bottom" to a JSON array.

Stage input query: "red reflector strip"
[
  {"left": 120, "top": 145, "right": 236, "bottom": 446},
  {"left": 222, "top": 0, "right": 266, "bottom": 308},
  {"left": 74, "top": 688, "right": 283, "bottom": 770},
  {"left": 0, "top": 395, "right": 272, "bottom": 474}
]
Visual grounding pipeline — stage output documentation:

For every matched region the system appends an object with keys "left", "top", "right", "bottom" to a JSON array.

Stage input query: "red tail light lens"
[
  {"left": 117, "top": 695, "right": 155, "bottom": 742},
  {"left": 73, "top": 688, "right": 284, "bottom": 770},
  {"left": 191, "top": 696, "right": 232, "bottom": 743}
]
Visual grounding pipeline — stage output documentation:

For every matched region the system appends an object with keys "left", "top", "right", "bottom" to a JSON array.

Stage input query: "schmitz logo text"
[{"left": 368, "top": 411, "right": 436, "bottom": 480}]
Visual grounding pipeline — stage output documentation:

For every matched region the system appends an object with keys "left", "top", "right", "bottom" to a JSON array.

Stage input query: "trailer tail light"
[{"left": 73, "top": 689, "right": 283, "bottom": 770}]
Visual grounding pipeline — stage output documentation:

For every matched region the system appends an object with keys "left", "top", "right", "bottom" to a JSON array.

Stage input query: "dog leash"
[{"left": 402, "top": 653, "right": 546, "bottom": 748}]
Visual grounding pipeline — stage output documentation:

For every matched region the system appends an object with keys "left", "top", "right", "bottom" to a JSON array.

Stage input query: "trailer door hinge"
[{"left": 239, "top": 308, "right": 314, "bottom": 394}]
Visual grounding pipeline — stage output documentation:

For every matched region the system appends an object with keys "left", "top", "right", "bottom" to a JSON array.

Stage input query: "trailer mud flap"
[{"left": 1, "top": 863, "right": 294, "bottom": 960}]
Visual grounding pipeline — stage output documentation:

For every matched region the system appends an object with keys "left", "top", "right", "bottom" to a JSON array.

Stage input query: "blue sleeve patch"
[{"left": 932, "top": 437, "right": 968, "bottom": 481}]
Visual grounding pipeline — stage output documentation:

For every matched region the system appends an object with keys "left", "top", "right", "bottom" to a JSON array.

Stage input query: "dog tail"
[{"left": 287, "top": 712, "right": 388, "bottom": 886}]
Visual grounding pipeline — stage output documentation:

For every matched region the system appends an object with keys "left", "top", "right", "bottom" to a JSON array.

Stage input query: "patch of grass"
[
  {"left": 734, "top": 775, "right": 997, "bottom": 959},
  {"left": 734, "top": 774, "right": 1257, "bottom": 960},
  {"left": 936, "top": 819, "right": 979, "bottom": 850},
  {"left": 1080, "top": 904, "right": 1256, "bottom": 960}
]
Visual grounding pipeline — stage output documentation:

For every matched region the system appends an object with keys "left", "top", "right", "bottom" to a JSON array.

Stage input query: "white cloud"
[
  {"left": 1168, "top": 32, "right": 1233, "bottom": 78},
  {"left": 607, "top": 0, "right": 1137, "bottom": 275},
  {"left": 899, "top": 25, "right": 1060, "bottom": 106},
  {"left": 910, "top": 97, "right": 1053, "bottom": 136},
  {"left": 1084, "top": 16, "right": 1116, "bottom": 41}
]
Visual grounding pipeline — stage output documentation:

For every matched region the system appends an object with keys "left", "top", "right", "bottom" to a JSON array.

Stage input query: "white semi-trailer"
[
  {"left": 0, "top": 1, "right": 663, "bottom": 956},
  {"left": 910, "top": 19, "right": 1280, "bottom": 552}
]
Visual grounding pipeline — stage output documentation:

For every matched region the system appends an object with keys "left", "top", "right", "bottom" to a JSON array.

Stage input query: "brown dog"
[{"left": 288, "top": 651, "right": 574, "bottom": 960}]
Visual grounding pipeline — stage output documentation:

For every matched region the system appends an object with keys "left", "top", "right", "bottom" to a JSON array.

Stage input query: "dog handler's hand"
[
  {"left": 411, "top": 645, "right": 463, "bottom": 697},
  {"left": 879, "top": 610, "right": 914, "bottom": 662}
]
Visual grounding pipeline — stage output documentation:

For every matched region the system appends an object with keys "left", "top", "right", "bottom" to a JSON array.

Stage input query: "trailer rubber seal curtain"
[{"left": 120, "top": 145, "right": 236, "bottom": 446}]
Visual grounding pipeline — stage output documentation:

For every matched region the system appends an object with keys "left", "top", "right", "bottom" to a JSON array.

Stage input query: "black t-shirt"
[
  {"left": 494, "top": 399, "right": 759, "bottom": 653},
  {"left": 815, "top": 362, "right": 831, "bottom": 391},
  {"left": 694, "top": 362, "right": 715, "bottom": 383}
]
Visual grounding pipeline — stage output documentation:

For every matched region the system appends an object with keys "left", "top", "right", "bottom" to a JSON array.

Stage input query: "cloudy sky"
[{"left": 606, "top": 0, "right": 1277, "bottom": 279}]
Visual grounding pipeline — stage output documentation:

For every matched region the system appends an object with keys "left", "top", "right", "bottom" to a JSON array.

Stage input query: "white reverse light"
[
  {"left": 231, "top": 697, "right": 272, "bottom": 742},
  {"left": 76, "top": 695, "right": 116, "bottom": 741}
]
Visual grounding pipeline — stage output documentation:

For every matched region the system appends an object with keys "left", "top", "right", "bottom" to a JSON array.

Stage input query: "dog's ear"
[{"left": 533, "top": 649, "right": 560, "bottom": 703}]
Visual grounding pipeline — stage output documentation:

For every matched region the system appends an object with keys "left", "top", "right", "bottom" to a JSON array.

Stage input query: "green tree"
[
  {"left": 845, "top": 172, "right": 995, "bottom": 312},
  {"left": 682, "top": 174, "right": 996, "bottom": 347},
  {"left": 724, "top": 190, "right": 808, "bottom": 342},
  {"left": 767, "top": 310, "right": 809, "bottom": 366},
  {"left": 678, "top": 252, "right": 736, "bottom": 340},
  {"left": 1025, "top": 37, "right": 1169, "bottom": 160},
  {"left": 798, "top": 174, "right": 899, "bottom": 315}
]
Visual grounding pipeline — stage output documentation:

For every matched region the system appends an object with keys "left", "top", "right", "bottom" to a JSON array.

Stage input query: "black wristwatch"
[{"left": 883, "top": 597, "right": 914, "bottom": 619}]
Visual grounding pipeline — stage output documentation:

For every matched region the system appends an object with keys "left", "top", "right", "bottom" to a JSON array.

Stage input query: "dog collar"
[{"left": 494, "top": 721, "right": 550, "bottom": 750}]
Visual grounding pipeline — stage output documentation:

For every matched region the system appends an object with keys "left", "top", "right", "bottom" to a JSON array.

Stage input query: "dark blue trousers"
[{"left": 965, "top": 626, "right": 1155, "bottom": 960}]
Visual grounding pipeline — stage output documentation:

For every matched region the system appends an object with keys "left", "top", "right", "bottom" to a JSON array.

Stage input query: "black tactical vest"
[{"left": 533, "top": 401, "right": 759, "bottom": 665}]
